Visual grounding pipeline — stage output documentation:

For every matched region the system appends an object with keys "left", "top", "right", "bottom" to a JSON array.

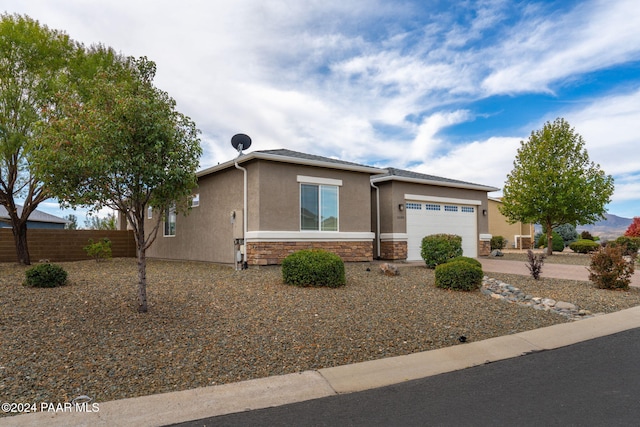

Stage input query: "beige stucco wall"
[
  {"left": 145, "top": 167, "right": 244, "bottom": 263},
  {"left": 249, "top": 159, "right": 373, "bottom": 232},
  {"left": 487, "top": 199, "right": 534, "bottom": 248}
]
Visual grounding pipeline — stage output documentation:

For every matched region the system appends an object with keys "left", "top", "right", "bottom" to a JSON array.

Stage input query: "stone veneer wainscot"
[
  {"left": 380, "top": 241, "right": 408, "bottom": 260},
  {"left": 246, "top": 241, "right": 373, "bottom": 265}
]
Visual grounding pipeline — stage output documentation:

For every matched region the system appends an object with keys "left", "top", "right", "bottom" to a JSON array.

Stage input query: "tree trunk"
[
  {"left": 129, "top": 205, "right": 162, "bottom": 314},
  {"left": 133, "top": 218, "right": 149, "bottom": 313},
  {"left": 12, "top": 221, "right": 31, "bottom": 265},
  {"left": 546, "top": 220, "right": 554, "bottom": 256},
  {"left": 137, "top": 246, "right": 148, "bottom": 313}
]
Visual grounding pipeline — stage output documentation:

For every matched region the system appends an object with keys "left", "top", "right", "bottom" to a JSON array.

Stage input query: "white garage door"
[{"left": 406, "top": 201, "right": 478, "bottom": 261}]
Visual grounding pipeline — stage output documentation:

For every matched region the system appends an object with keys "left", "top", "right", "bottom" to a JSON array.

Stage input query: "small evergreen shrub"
[
  {"left": 555, "top": 224, "right": 579, "bottom": 246},
  {"left": 24, "top": 263, "right": 68, "bottom": 288},
  {"left": 490, "top": 236, "right": 506, "bottom": 251},
  {"left": 434, "top": 261, "right": 483, "bottom": 291},
  {"left": 536, "top": 231, "right": 565, "bottom": 252},
  {"left": 588, "top": 245, "right": 635, "bottom": 290},
  {"left": 282, "top": 249, "right": 346, "bottom": 288},
  {"left": 614, "top": 236, "right": 640, "bottom": 258},
  {"left": 569, "top": 239, "right": 599, "bottom": 254},
  {"left": 421, "top": 234, "right": 463, "bottom": 269},
  {"left": 84, "top": 238, "right": 112, "bottom": 262},
  {"left": 525, "top": 249, "right": 545, "bottom": 280},
  {"left": 445, "top": 256, "right": 482, "bottom": 269},
  {"left": 580, "top": 230, "right": 594, "bottom": 241}
]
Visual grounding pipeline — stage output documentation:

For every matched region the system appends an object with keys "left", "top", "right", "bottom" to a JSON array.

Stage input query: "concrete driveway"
[{"left": 479, "top": 257, "right": 640, "bottom": 288}]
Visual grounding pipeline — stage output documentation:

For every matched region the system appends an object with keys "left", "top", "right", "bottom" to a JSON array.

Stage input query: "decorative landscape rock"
[
  {"left": 490, "top": 249, "right": 504, "bottom": 257},
  {"left": 555, "top": 301, "right": 577, "bottom": 310},
  {"left": 379, "top": 262, "right": 399, "bottom": 276},
  {"left": 482, "top": 277, "right": 600, "bottom": 321}
]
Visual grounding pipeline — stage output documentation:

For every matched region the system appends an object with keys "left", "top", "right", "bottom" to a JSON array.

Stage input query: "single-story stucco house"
[
  {"left": 145, "top": 149, "right": 498, "bottom": 265},
  {"left": 0, "top": 205, "right": 69, "bottom": 229}
]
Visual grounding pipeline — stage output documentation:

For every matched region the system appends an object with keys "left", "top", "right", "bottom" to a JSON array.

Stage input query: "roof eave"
[
  {"left": 197, "top": 152, "right": 385, "bottom": 177},
  {"left": 371, "top": 175, "right": 499, "bottom": 192}
]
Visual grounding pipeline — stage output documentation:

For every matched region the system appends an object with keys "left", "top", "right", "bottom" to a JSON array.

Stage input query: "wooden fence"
[{"left": 0, "top": 229, "right": 136, "bottom": 263}]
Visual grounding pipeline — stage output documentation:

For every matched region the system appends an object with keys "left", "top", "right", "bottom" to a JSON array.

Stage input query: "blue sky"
[{"left": 5, "top": 0, "right": 640, "bottom": 222}]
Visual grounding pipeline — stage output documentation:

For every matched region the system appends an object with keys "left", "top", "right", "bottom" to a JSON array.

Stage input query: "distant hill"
[{"left": 576, "top": 214, "right": 633, "bottom": 241}]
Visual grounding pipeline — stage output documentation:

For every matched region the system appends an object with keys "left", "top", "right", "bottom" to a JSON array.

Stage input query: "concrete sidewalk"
[{"left": 4, "top": 261, "right": 640, "bottom": 427}]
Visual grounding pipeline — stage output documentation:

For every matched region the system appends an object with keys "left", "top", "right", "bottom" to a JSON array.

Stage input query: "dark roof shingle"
[
  {"left": 373, "top": 167, "right": 499, "bottom": 191},
  {"left": 256, "top": 149, "right": 378, "bottom": 170},
  {"left": 0, "top": 205, "right": 68, "bottom": 224}
]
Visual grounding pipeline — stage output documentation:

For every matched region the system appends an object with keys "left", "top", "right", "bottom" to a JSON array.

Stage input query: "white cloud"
[
  {"left": 413, "top": 136, "right": 521, "bottom": 191},
  {"left": 566, "top": 88, "right": 640, "bottom": 177},
  {"left": 482, "top": 0, "right": 640, "bottom": 95},
  {"left": 611, "top": 176, "right": 640, "bottom": 203},
  {"left": 408, "top": 110, "right": 473, "bottom": 163}
]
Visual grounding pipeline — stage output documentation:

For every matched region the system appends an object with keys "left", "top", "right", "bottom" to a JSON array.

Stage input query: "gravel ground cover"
[{"left": 2, "top": 258, "right": 640, "bottom": 414}]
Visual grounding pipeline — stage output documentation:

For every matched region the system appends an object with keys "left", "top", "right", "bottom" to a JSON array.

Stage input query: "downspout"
[
  {"left": 370, "top": 181, "right": 381, "bottom": 259},
  {"left": 234, "top": 158, "right": 248, "bottom": 267}
]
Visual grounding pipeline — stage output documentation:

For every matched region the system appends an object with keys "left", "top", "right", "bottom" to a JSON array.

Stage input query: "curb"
[{"left": 4, "top": 305, "right": 640, "bottom": 427}]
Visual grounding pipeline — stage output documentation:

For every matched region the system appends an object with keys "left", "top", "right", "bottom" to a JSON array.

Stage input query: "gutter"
[
  {"left": 234, "top": 157, "right": 248, "bottom": 266},
  {"left": 370, "top": 181, "right": 381, "bottom": 259}
]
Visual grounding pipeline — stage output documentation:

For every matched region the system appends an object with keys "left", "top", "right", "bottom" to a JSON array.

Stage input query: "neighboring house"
[
  {"left": 146, "top": 149, "right": 498, "bottom": 265},
  {"left": 371, "top": 168, "right": 498, "bottom": 261},
  {"left": 0, "top": 205, "right": 69, "bottom": 229},
  {"left": 487, "top": 197, "right": 534, "bottom": 249}
]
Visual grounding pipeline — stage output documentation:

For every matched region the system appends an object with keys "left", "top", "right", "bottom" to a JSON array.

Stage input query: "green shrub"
[
  {"left": 490, "top": 236, "right": 506, "bottom": 251},
  {"left": 569, "top": 239, "right": 600, "bottom": 254},
  {"left": 580, "top": 230, "right": 594, "bottom": 241},
  {"left": 555, "top": 223, "right": 579, "bottom": 246},
  {"left": 614, "top": 236, "right": 640, "bottom": 257},
  {"left": 282, "top": 249, "right": 345, "bottom": 288},
  {"left": 24, "top": 263, "right": 68, "bottom": 288},
  {"left": 84, "top": 238, "right": 112, "bottom": 262},
  {"left": 421, "top": 234, "right": 463, "bottom": 269},
  {"left": 536, "top": 231, "right": 565, "bottom": 252},
  {"left": 445, "top": 256, "right": 482, "bottom": 268},
  {"left": 435, "top": 261, "right": 483, "bottom": 291},
  {"left": 588, "top": 245, "right": 635, "bottom": 290}
]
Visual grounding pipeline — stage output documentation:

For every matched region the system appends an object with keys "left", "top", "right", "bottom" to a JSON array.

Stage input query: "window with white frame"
[
  {"left": 147, "top": 206, "right": 153, "bottom": 219},
  {"left": 300, "top": 183, "right": 338, "bottom": 231},
  {"left": 191, "top": 193, "right": 200, "bottom": 207},
  {"left": 164, "top": 205, "right": 176, "bottom": 236}
]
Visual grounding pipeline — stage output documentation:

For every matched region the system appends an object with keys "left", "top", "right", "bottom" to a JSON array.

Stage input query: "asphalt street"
[{"left": 170, "top": 327, "right": 640, "bottom": 427}]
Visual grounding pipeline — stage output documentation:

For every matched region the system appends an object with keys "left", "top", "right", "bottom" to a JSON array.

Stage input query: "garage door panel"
[{"left": 406, "top": 202, "right": 477, "bottom": 261}]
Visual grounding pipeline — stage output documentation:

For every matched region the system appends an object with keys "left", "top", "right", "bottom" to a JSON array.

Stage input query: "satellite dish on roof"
[{"left": 231, "top": 133, "right": 252, "bottom": 154}]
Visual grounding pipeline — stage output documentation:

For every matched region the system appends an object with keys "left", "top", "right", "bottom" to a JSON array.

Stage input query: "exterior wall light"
[
  {"left": 399, "top": 204, "right": 405, "bottom": 212},
  {"left": 482, "top": 209, "right": 487, "bottom": 216}
]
